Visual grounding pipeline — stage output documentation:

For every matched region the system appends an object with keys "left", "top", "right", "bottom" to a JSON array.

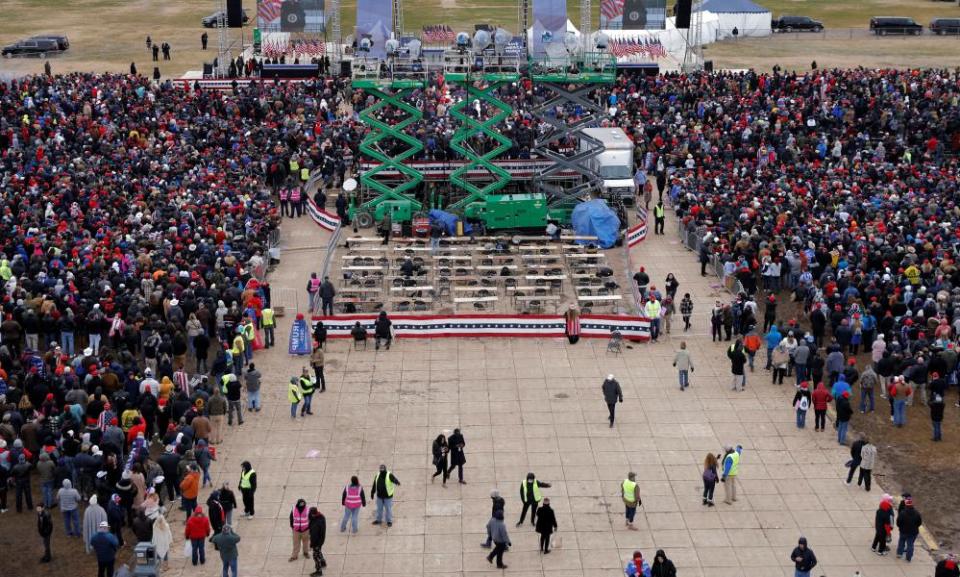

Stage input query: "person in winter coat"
[
  {"left": 872, "top": 498, "right": 894, "bottom": 555},
  {"left": 931, "top": 393, "right": 945, "bottom": 441},
  {"left": 650, "top": 549, "right": 677, "bottom": 577},
  {"left": 896, "top": 497, "right": 923, "bottom": 562},
  {"left": 180, "top": 466, "right": 201, "bottom": 521},
  {"left": 185, "top": 505, "right": 212, "bottom": 566},
  {"left": 790, "top": 536, "right": 817, "bottom": 577},
  {"left": 889, "top": 376, "right": 913, "bottom": 427},
  {"left": 602, "top": 375, "right": 623, "bottom": 426},
  {"left": 481, "top": 489, "right": 506, "bottom": 548},
  {"left": 289, "top": 498, "right": 311, "bottom": 562},
  {"left": 90, "top": 521, "right": 120, "bottom": 577},
  {"left": 106, "top": 494, "right": 126, "bottom": 547},
  {"left": 860, "top": 364, "right": 879, "bottom": 413},
  {"left": 673, "top": 342, "right": 694, "bottom": 390},
  {"left": 624, "top": 550, "right": 651, "bottom": 577},
  {"left": 83, "top": 495, "right": 108, "bottom": 553},
  {"left": 210, "top": 524, "right": 241, "bottom": 577},
  {"left": 534, "top": 498, "right": 557, "bottom": 554},
  {"left": 771, "top": 344, "right": 790, "bottom": 385},
  {"left": 431, "top": 434, "right": 449, "bottom": 485},
  {"left": 308, "top": 507, "right": 327, "bottom": 576},
  {"left": 37, "top": 504, "right": 54, "bottom": 563},
  {"left": 702, "top": 454, "right": 719, "bottom": 506},
  {"left": 517, "top": 472, "right": 550, "bottom": 527},
  {"left": 56, "top": 478, "right": 82, "bottom": 537},
  {"left": 811, "top": 382, "right": 832, "bottom": 431},
  {"left": 374, "top": 311, "right": 392, "bottom": 350},
  {"left": 792, "top": 382, "right": 811, "bottom": 428},
  {"left": 219, "top": 483, "right": 237, "bottom": 525},
  {"left": 340, "top": 475, "right": 365, "bottom": 533},
  {"left": 728, "top": 340, "right": 747, "bottom": 391},
  {"left": 447, "top": 429, "right": 466, "bottom": 483},
  {"left": 936, "top": 555, "right": 960, "bottom": 577},
  {"left": 485, "top": 510, "right": 510, "bottom": 569},
  {"left": 836, "top": 391, "right": 853, "bottom": 444},
  {"left": 207, "top": 490, "right": 226, "bottom": 536}
]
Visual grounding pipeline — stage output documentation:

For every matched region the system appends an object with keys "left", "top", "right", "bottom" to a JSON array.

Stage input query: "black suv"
[
  {"left": 870, "top": 17, "right": 923, "bottom": 36},
  {"left": 930, "top": 18, "right": 960, "bottom": 35},
  {"left": 29, "top": 35, "right": 69, "bottom": 50},
  {"left": 771, "top": 15, "right": 823, "bottom": 32},
  {"left": 2, "top": 38, "right": 62, "bottom": 57},
  {"left": 201, "top": 9, "right": 249, "bottom": 27}
]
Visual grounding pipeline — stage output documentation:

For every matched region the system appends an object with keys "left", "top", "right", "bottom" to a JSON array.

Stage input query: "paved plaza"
[{"left": 161, "top": 214, "right": 934, "bottom": 577}]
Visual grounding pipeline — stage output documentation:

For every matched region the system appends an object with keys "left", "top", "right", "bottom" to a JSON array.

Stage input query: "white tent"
[{"left": 700, "top": 0, "right": 771, "bottom": 38}]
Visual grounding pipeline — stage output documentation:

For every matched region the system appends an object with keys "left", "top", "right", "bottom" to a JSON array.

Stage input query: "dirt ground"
[{"left": 775, "top": 295, "right": 960, "bottom": 554}]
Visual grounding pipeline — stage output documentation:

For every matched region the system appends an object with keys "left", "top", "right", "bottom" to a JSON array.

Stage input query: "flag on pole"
[
  {"left": 258, "top": 0, "right": 283, "bottom": 24},
  {"left": 600, "top": 0, "right": 625, "bottom": 21}
]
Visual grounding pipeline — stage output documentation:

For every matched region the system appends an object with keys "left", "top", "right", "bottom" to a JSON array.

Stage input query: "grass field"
[{"left": 1, "top": 0, "right": 960, "bottom": 77}]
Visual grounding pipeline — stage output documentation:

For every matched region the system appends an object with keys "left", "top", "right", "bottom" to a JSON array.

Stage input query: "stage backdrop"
[
  {"left": 532, "top": 0, "right": 568, "bottom": 56},
  {"left": 356, "top": 0, "right": 393, "bottom": 58},
  {"left": 600, "top": 0, "right": 667, "bottom": 30},
  {"left": 311, "top": 314, "right": 651, "bottom": 341},
  {"left": 258, "top": 0, "right": 327, "bottom": 33}
]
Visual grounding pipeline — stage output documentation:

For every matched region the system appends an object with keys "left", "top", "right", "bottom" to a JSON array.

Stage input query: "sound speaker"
[
  {"left": 340, "top": 60, "right": 352, "bottom": 77},
  {"left": 203, "top": 63, "right": 214, "bottom": 78},
  {"left": 704, "top": 60, "right": 713, "bottom": 72},
  {"left": 622, "top": 0, "right": 648, "bottom": 30},
  {"left": 227, "top": 0, "right": 244, "bottom": 27},
  {"left": 675, "top": 0, "right": 692, "bottom": 29}
]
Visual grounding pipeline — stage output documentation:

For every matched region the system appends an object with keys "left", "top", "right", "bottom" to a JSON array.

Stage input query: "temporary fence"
[{"left": 676, "top": 220, "right": 744, "bottom": 296}]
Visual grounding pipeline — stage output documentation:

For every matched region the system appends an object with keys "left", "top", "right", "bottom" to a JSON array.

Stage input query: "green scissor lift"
[{"left": 349, "top": 58, "right": 426, "bottom": 229}]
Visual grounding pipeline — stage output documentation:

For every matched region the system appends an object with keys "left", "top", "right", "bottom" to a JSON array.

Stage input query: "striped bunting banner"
[
  {"left": 306, "top": 197, "right": 341, "bottom": 231},
  {"left": 627, "top": 216, "right": 647, "bottom": 248},
  {"left": 311, "top": 314, "right": 650, "bottom": 341}
]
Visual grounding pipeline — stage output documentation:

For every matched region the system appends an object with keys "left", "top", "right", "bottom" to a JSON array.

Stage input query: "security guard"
[
  {"left": 371, "top": 465, "right": 401, "bottom": 526},
  {"left": 239, "top": 461, "right": 257, "bottom": 518},
  {"left": 288, "top": 377, "right": 303, "bottom": 420},
  {"left": 721, "top": 445, "right": 742, "bottom": 504},
  {"left": 517, "top": 472, "right": 551, "bottom": 527},
  {"left": 621, "top": 472, "right": 640, "bottom": 530},
  {"left": 242, "top": 318, "right": 255, "bottom": 363},
  {"left": 261, "top": 306, "right": 276, "bottom": 348},
  {"left": 653, "top": 200, "right": 665, "bottom": 235},
  {"left": 298, "top": 368, "right": 315, "bottom": 417}
]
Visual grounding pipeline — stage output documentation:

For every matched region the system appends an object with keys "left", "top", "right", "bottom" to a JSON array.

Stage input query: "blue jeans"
[
  {"left": 933, "top": 420, "right": 943, "bottom": 441},
  {"left": 301, "top": 394, "right": 313, "bottom": 415},
  {"left": 191, "top": 538, "right": 206, "bottom": 565},
  {"left": 893, "top": 399, "right": 907, "bottom": 426},
  {"left": 860, "top": 388, "right": 874, "bottom": 412},
  {"left": 897, "top": 533, "right": 917, "bottom": 561},
  {"left": 766, "top": 347, "right": 773, "bottom": 369},
  {"left": 341, "top": 507, "right": 360, "bottom": 532},
  {"left": 648, "top": 318, "right": 659, "bottom": 340},
  {"left": 60, "top": 332, "right": 75, "bottom": 356},
  {"left": 795, "top": 570, "right": 810, "bottom": 577},
  {"left": 41, "top": 480, "right": 55, "bottom": 508},
  {"left": 201, "top": 464, "right": 211, "bottom": 487},
  {"left": 290, "top": 402, "right": 299, "bottom": 418},
  {"left": 678, "top": 370, "right": 689, "bottom": 389},
  {"left": 796, "top": 409, "right": 807, "bottom": 429},
  {"left": 221, "top": 557, "right": 238, "bottom": 577},
  {"left": 430, "top": 237, "right": 440, "bottom": 251},
  {"left": 837, "top": 420, "right": 849, "bottom": 444},
  {"left": 63, "top": 508, "right": 80, "bottom": 536},
  {"left": 247, "top": 389, "right": 261, "bottom": 410},
  {"left": 795, "top": 364, "right": 806, "bottom": 385},
  {"left": 747, "top": 352, "right": 755, "bottom": 370},
  {"left": 375, "top": 497, "right": 393, "bottom": 523}
]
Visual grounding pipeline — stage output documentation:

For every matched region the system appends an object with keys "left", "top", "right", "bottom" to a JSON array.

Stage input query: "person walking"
[
  {"left": 225, "top": 374, "right": 244, "bottom": 426},
  {"left": 208, "top": 387, "right": 228, "bottom": 443},
  {"left": 790, "top": 536, "right": 817, "bottom": 577},
  {"left": 846, "top": 436, "right": 866, "bottom": 485},
  {"left": 673, "top": 342, "right": 694, "bottom": 391},
  {"left": 371, "top": 465, "right": 400, "bottom": 527},
  {"left": 625, "top": 550, "right": 651, "bottom": 577},
  {"left": 651, "top": 549, "right": 677, "bottom": 577},
  {"left": 702, "top": 453, "right": 719, "bottom": 506},
  {"left": 485, "top": 510, "right": 511, "bottom": 569},
  {"left": 860, "top": 364, "right": 879, "bottom": 413},
  {"left": 721, "top": 445, "right": 741, "bottom": 505},
  {"left": 239, "top": 461, "right": 256, "bottom": 519},
  {"left": 728, "top": 340, "right": 747, "bottom": 391},
  {"left": 889, "top": 376, "right": 913, "bottom": 427},
  {"left": 201, "top": 32, "right": 208, "bottom": 50},
  {"left": 210, "top": 524, "right": 241, "bottom": 577},
  {"left": 644, "top": 295, "right": 661, "bottom": 342},
  {"left": 307, "top": 273, "right": 322, "bottom": 312},
  {"left": 936, "top": 554, "right": 960, "bottom": 577},
  {"left": 310, "top": 346, "right": 326, "bottom": 392},
  {"left": 811, "top": 382, "right": 832, "bottom": 431},
  {"left": 37, "top": 504, "right": 53, "bottom": 563},
  {"left": 298, "top": 368, "right": 315, "bottom": 416},
  {"left": 340, "top": 476, "right": 365, "bottom": 533},
  {"left": 245, "top": 363, "right": 262, "bottom": 412},
  {"left": 602, "top": 375, "right": 623, "bottom": 427},
  {"left": 481, "top": 490, "right": 506, "bottom": 548},
  {"left": 517, "top": 472, "right": 550, "bottom": 527},
  {"left": 653, "top": 200, "right": 665, "bottom": 235},
  {"left": 185, "top": 506, "right": 212, "bottom": 566},
  {"left": 535, "top": 498, "right": 557, "bottom": 554},
  {"left": 56, "top": 479, "right": 82, "bottom": 537},
  {"left": 836, "top": 391, "right": 853, "bottom": 444},
  {"left": 931, "top": 393, "right": 945, "bottom": 441},
  {"left": 793, "top": 382, "right": 811, "bottom": 428},
  {"left": 896, "top": 497, "right": 923, "bottom": 562},
  {"left": 152, "top": 44, "right": 159, "bottom": 62},
  {"left": 679, "top": 293, "right": 693, "bottom": 331},
  {"left": 447, "top": 429, "right": 466, "bottom": 484},
  {"left": 308, "top": 507, "right": 327, "bottom": 576},
  {"left": 288, "top": 377, "right": 303, "bottom": 420},
  {"left": 621, "top": 472, "right": 641, "bottom": 529},
  {"left": 431, "top": 434, "right": 450, "bottom": 485},
  {"left": 180, "top": 466, "right": 201, "bottom": 521},
  {"left": 858, "top": 439, "right": 876, "bottom": 491},
  {"left": 90, "top": 521, "right": 120, "bottom": 577},
  {"left": 872, "top": 498, "right": 894, "bottom": 555},
  {"left": 289, "top": 499, "right": 311, "bottom": 562}
]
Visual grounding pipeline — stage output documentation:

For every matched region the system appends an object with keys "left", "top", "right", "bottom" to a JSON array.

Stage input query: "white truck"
[{"left": 580, "top": 127, "right": 636, "bottom": 204}]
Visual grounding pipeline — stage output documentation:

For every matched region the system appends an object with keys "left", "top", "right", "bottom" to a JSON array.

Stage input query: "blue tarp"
[
  {"left": 428, "top": 209, "right": 472, "bottom": 235},
  {"left": 571, "top": 199, "right": 620, "bottom": 248}
]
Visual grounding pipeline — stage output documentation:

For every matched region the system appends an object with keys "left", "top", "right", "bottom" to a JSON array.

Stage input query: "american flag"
[
  {"left": 600, "top": 0, "right": 625, "bottom": 21},
  {"left": 422, "top": 25, "right": 455, "bottom": 43},
  {"left": 258, "top": 0, "right": 282, "bottom": 25}
]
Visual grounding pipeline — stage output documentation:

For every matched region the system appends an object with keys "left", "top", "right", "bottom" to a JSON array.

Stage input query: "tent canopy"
[{"left": 700, "top": 0, "right": 768, "bottom": 13}]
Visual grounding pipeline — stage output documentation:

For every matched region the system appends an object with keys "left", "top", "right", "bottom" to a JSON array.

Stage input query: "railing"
[{"left": 676, "top": 220, "right": 744, "bottom": 296}]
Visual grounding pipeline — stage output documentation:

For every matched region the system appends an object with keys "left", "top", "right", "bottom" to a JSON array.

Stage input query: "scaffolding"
[{"left": 681, "top": 0, "right": 704, "bottom": 72}]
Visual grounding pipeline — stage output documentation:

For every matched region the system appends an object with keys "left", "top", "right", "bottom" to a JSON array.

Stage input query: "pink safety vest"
[
  {"left": 290, "top": 188, "right": 301, "bottom": 202},
  {"left": 309, "top": 278, "right": 321, "bottom": 293},
  {"left": 292, "top": 506, "right": 309, "bottom": 532},
  {"left": 344, "top": 485, "right": 362, "bottom": 509},
  {"left": 279, "top": 188, "right": 289, "bottom": 201}
]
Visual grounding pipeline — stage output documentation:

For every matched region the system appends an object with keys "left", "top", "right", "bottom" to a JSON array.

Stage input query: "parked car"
[
  {"left": 201, "top": 9, "right": 249, "bottom": 27},
  {"left": 869, "top": 16, "right": 923, "bottom": 35},
  {"left": 28, "top": 35, "right": 69, "bottom": 50},
  {"left": 2, "top": 38, "right": 62, "bottom": 57},
  {"left": 930, "top": 18, "right": 960, "bottom": 34},
  {"left": 771, "top": 15, "right": 823, "bottom": 32}
]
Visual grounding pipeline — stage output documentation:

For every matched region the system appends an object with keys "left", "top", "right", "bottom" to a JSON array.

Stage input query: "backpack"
[{"left": 798, "top": 396, "right": 809, "bottom": 411}]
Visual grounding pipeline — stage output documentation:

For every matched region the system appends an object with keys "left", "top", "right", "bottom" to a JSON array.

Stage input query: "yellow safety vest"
[
  {"left": 221, "top": 374, "right": 232, "bottom": 393},
  {"left": 521, "top": 480, "right": 542, "bottom": 503},
  {"left": 232, "top": 335, "right": 245, "bottom": 355},
  {"left": 239, "top": 469, "right": 255, "bottom": 489},
  {"left": 289, "top": 159, "right": 300, "bottom": 173},
  {"left": 300, "top": 167, "right": 310, "bottom": 181},
  {"left": 242, "top": 323, "right": 255, "bottom": 341},
  {"left": 373, "top": 471, "right": 395, "bottom": 497},
  {"left": 654, "top": 205, "right": 664, "bottom": 218},
  {"left": 288, "top": 382, "right": 303, "bottom": 404},
  {"left": 262, "top": 308, "right": 275, "bottom": 328},
  {"left": 622, "top": 479, "right": 637, "bottom": 503},
  {"left": 726, "top": 452, "right": 740, "bottom": 477}
]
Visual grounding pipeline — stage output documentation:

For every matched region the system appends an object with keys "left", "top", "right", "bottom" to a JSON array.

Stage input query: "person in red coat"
[
  {"left": 811, "top": 382, "right": 833, "bottom": 432},
  {"left": 185, "top": 505, "right": 212, "bottom": 566}
]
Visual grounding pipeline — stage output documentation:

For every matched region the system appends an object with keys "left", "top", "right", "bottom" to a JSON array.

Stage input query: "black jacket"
[
  {"left": 897, "top": 506, "right": 922, "bottom": 536},
  {"left": 534, "top": 504, "right": 557, "bottom": 535},
  {"left": 790, "top": 546, "right": 817, "bottom": 572},
  {"left": 850, "top": 439, "right": 866, "bottom": 461},
  {"left": 601, "top": 378, "right": 623, "bottom": 404},
  {"left": 651, "top": 550, "right": 677, "bottom": 577},
  {"left": 936, "top": 559, "right": 960, "bottom": 577},
  {"left": 37, "top": 510, "right": 53, "bottom": 537},
  {"left": 836, "top": 396, "right": 853, "bottom": 423},
  {"left": 875, "top": 506, "right": 894, "bottom": 533},
  {"left": 309, "top": 511, "right": 326, "bottom": 548}
]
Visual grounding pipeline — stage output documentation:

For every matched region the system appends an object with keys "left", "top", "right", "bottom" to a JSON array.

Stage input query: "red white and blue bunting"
[
  {"left": 627, "top": 209, "right": 648, "bottom": 248},
  {"left": 307, "top": 198, "right": 341, "bottom": 231},
  {"left": 311, "top": 314, "right": 650, "bottom": 341}
]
